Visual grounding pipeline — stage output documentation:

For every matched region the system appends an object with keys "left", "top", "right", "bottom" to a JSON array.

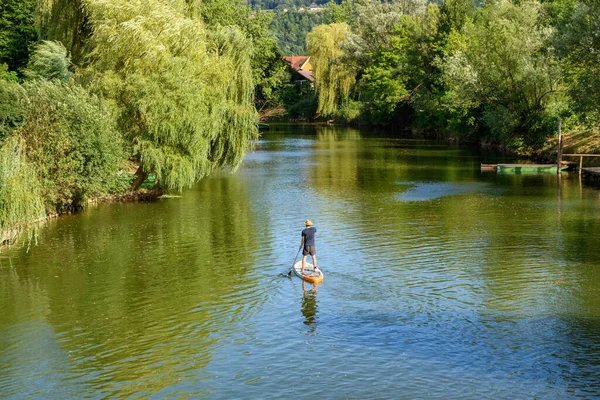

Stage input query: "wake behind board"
[{"left": 293, "top": 261, "right": 323, "bottom": 285}]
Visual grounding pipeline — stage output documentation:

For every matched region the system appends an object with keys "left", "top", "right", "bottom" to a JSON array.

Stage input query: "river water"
[{"left": 1, "top": 124, "right": 600, "bottom": 399}]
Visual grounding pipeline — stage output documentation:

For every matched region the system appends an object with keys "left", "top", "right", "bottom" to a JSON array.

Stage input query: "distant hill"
[
  {"left": 250, "top": 0, "right": 331, "bottom": 11},
  {"left": 268, "top": 8, "right": 324, "bottom": 55}
]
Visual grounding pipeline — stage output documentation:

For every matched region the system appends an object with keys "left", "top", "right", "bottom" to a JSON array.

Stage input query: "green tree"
[
  {"left": 37, "top": 0, "right": 92, "bottom": 65},
  {"left": 242, "top": 11, "right": 290, "bottom": 111},
  {"left": 439, "top": 0, "right": 475, "bottom": 36},
  {"left": 0, "top": 135, "right": 45, "bottom": 243},
  {"left": 541, "top": 0, "right": 577, "bottom": 26},
  {"left": 344, "top": 0, "right": 427, "bottom": 69},
  {"left": 360, "top": 46, "right": 410, "bottom": 122},
  {"left": 360, "top": 4, "right": 441, "bottom": 123},
  {"left": 323, "top": 1, "right": 355, "bottom": 25},
  {"left": 442, "top": 0, "right": 563, "bottom": 148},
  {"left": 185, "top": 0, "right": 290, "bottom": 112},
  {"left": 307, "top": 23, "right": 355, "bottom": 116},
  {"left": 557, "top": 1, "right": 600, "bottom": 124},
  {"left": 0, "top": 0, "right": 37, "bottom": 73},
  {"left": 82, "top": 0, "right": 258, "bottom": 192},
  {"left": 0, "top": 77, "right": 41, "bottom": 242},
  {"left": 0, "top": 72, "right": 23, "bottom": 140},
  {"left": 0, "top": 75, "right": 126, "bottom": 237}
]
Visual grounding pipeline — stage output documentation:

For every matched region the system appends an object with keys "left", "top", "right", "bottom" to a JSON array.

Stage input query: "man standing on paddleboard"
[{"left": 301, "top": 219, "right": 318, "bottom": 273}]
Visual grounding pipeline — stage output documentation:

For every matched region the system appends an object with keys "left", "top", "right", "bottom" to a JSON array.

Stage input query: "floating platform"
[
  {"left": 481, "top": 164, "right": 498, "bottom": 172},
  {"left": 481, "top": 163, "right": 570, "bottom": 174}
]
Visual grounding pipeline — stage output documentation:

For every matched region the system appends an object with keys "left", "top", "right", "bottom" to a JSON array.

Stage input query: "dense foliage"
[
  {"left": 18, "top": 79, "right": 127, "bottom": 213},
  {"left": 302, "top": 0, "right": 600, "bottom": 153},
  {"left": 270, "top": 10, "right": 323, "bottom": 54},
  {"left": 557, "top": 0, "right": 600, "bottom": 122},
  {"left": 4, "top": 0, "right": 600, "bottom": 241},
  {"left": 0, "top": 73, "right": 125, "bottom": 241},
  {"left": 0, "top": 0, "right": 272, "bottom": 242},
  {"left": 250, "top": 0, "right": 329, "bottom": 11},
  {"left": 0, "top": 134, "right": 45, "bottom": 241},
  {"left": 81, "top": 0, "right": 258, "bottom": 191},
  {"left": 442, "top": 0, "right": 563, "bottom": 147},
  {"left": 0, "top": 0, "right": 37, "bottom": 73},
  {"left": 185, "top": 0, "right": 290, "bottom": 110},
  {"left": 24, "top": 40, "right": 71, "bottom": 81}
]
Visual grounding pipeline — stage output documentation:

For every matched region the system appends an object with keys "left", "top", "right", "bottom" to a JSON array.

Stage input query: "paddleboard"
[{"left": 292, "top": 261, "right": 323, "bottom": 285}]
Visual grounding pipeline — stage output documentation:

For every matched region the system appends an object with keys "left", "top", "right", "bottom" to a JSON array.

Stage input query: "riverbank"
[
  {"left": 91, "top": 189, "right": 162, "bottom": 205},
  {"left": 537, "top": 126, "right": 600, "bottom": 161},
  {"left": 267, "top": 117, "right": 600, "bottom": 163},
  {"left": 0, "top": 188, "right": 162, "bottom": 250},
  {"left": 264, "top": 118, "right": 567, "bottom": 153}
]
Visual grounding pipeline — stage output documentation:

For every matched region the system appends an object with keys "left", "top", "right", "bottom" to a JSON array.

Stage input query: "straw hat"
[{"left": 304, "top": 219, "right": 313, "bottom": 226}]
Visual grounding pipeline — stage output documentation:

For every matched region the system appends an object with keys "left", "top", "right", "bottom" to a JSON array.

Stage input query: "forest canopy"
[{"left": 298, "top": 0, "right": 599, "bottom": 154}]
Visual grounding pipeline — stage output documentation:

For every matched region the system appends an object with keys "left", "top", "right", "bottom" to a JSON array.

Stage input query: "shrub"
[
  {"left": 24, "top": 41, "right": 72, "bottom": 82},
  {"left": 0, "top": 77, "right": 25, "bottom": 141},
  {"left": 18, "top": 80, "right": 128, "bottom": 212}
]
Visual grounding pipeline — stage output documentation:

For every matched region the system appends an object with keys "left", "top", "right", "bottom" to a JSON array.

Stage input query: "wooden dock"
[
  {"left": 482, "top": 122, "right": 600, "bottom": 186},
  {"left": 481, "top": 163, "right": 600, "bottom": 189},
  {"left": 562, "top": 154, "right": 600, "bottom": 175}
]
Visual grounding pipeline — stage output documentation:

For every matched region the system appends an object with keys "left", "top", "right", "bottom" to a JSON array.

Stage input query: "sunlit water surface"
[{"left": 2, "top": 125, "right": 600, "bottom": 399}]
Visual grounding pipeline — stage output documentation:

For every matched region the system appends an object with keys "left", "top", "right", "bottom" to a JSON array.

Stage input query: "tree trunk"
[{"left": 131, "top": 165, "right": 149, "bottom": 191}]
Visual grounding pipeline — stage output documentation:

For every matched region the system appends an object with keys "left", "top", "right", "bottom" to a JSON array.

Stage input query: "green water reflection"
[{"left": 1, "top": 174, "right": 262, "bottom": 397}]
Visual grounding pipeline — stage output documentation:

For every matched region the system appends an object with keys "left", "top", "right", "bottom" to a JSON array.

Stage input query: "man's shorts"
[{"left": 303, "top": 245, "right": 316, "bottom": 256}]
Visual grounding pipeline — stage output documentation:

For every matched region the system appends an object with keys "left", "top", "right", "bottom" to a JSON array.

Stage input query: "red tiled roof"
[{"left": 283, "top": 56, "right": 310, "bottom": 71}]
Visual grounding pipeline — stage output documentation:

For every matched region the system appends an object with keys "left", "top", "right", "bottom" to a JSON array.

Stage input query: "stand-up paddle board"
[{"left": 292, "top": 261, "right": 323, "bottom": 284}]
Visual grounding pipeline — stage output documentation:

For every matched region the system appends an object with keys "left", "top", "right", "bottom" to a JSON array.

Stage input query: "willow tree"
[
  {"left": 0, "top": 80, "right": 45, "bottom": 244},
  {"left": 36, "top": 0, "right": 92, "bottom": 65},
  {"left": 179, "top": 0, "right": 289, "bottom": 118},
  {"left": 307, "top": 23, "right": 356, "bottom": 117},
  {"left": 0, "top": 135, "right": 45, "bottom": 244},
  {"left": 82, "top": 0, "right": 258, "bottom": 192}
]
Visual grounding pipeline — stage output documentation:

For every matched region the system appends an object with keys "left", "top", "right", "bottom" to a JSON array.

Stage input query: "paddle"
[{"left": 286, "top": 245, "right": 303, "bottom": 277}]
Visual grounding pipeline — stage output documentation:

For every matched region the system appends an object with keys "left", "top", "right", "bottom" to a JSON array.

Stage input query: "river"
[{"left": 1, "top": 124, "right": 600, "bottom": 399}]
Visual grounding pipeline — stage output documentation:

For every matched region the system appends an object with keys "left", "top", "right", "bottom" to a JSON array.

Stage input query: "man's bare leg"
[
  {"left": 311, "top": 255, "right": 317, "bottom": 270},
  {"left": 302, "top": 255, "right": 307, "bottom": 272}
]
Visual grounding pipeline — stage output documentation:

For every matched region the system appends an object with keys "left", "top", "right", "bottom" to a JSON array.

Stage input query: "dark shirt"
[{"left": 302, "top": 227, "right": 317, "bottom": 246}]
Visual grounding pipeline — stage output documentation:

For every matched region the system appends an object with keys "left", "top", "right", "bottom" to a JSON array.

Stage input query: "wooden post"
[
  {"left": 557, "top": 119, "right": 562, "bottom": 174},
  {"left": 579, "top": 156, "right": 583, "bottom": 176}
]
